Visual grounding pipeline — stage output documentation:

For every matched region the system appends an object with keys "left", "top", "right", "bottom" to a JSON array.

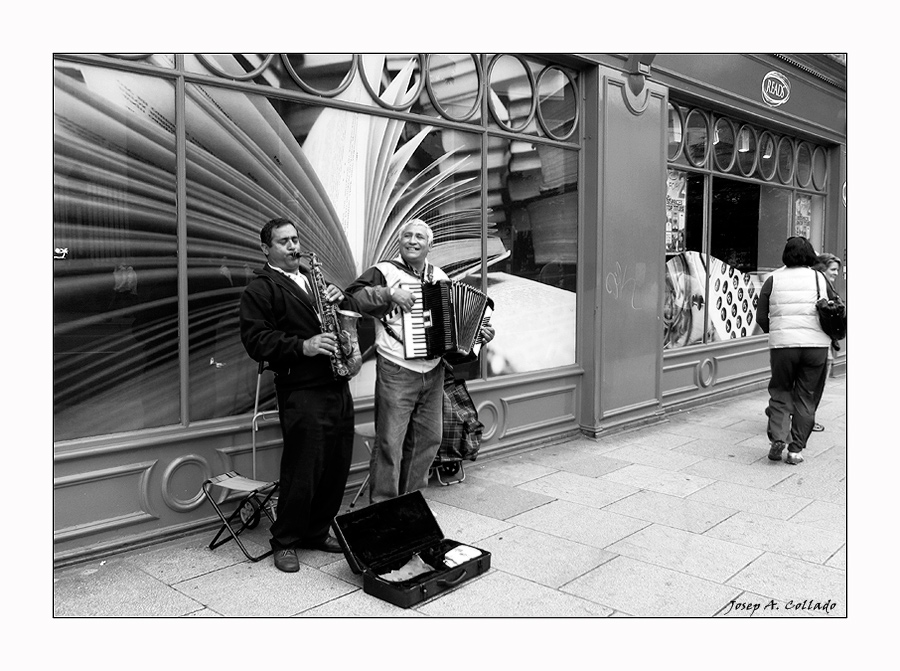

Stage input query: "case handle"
[{"left": 437, "top": 569, "right": 467, "bottom": 587}]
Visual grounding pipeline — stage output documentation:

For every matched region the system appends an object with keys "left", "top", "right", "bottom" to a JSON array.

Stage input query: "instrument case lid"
[{"left": 332, "top": 491, "right": 445, "bottom": 575}]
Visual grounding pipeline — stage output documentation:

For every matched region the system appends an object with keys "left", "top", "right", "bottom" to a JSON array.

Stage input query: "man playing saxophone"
[{"left": 239, "top": 217, "right": 361, "bottom": 572}]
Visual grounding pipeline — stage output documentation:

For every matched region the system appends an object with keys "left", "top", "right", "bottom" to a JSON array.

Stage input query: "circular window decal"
[
  {"left": 713, "top": 117, "right": 736, "bottom": 172},
  {"left": 280, "top": 53, "right": 357, "bottom": 97},
  {"left": 736, "top": 125, "right": 758, "bottom": 177},
  {"left": 487, "top": 54, "right": 536, "bottom": 133},
  {"left": 812, "top": 145, "right": 828, "bottom": 191},
  {"left": 796, "top": 142, "right": 813, "bottom": 188}
]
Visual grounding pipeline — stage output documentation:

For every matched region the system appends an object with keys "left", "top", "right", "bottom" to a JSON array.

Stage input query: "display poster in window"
[
  {"left": 666, "top": 169, "right": 686, "bottom": 253},
  {"left": 794, "top": 194, "right": 811, "bottom": 239}
]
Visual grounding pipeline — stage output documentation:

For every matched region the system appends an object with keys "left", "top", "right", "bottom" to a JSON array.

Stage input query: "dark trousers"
[
  {"left": 270, "top": 383, "right": 354, "bottom": 551},
  {"left": 766, "top": 347, "right": 828, "bottom": 453}
]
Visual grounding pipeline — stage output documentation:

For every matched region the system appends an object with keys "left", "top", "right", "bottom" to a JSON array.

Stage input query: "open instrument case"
[{"left": 332, "top": 491, "right": 491, "bottom": 608}]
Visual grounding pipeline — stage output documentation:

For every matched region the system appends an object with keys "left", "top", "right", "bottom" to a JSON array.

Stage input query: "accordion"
[{"left": 400, "top": 280, "right": 494, "bottom": 360}]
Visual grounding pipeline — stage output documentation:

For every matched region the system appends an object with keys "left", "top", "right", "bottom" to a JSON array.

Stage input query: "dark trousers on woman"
[
  {"left": 766, "top": 347, "right": 828, "bottom": 453},
  {"left": 270, "top": 383, "right": 354, "bottom": 551}
]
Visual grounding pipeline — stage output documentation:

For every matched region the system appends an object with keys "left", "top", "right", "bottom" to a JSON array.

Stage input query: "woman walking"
[{"left": 756, "top": 237, "right": 836, "bottom": 465}]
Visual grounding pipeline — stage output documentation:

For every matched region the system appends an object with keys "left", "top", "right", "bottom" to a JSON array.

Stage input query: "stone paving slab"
[
  {"left": 425, "top": 499, "right": 515, "bottom": 545},
  {"left": 601, "top": 443, "right": 706, "bottom": 471},
  {"left": 174, "top": 560, "right": 356, "bottom": 617},
  {"left": 787, "top": 499, "right": 846, "bottom": 534},
  {"left": 54, "top": 560, "right": 203, "bottom": 617},
  {"left": 507, "top": 499, "right": 650, "bottom": 549},
  {"left": 300, "top": 589, "right": 425, "bottom": 617},
  {"left": 602, "top": 489, "right": 737, "bottom": 533},
  {"left": 417, "top": 570, "right": 614, "bottom": 617},
  {"left": 561, "top": 555, "right": 742, "bottom": 617},
  {"left": 606, "top": 523, "right": 763, "bottom": 583},
  {"left": 601, "top": 463, "right": 716, "bottom": 497},
  {"left": 465, "top": 456, "right": 559, "bottom": 486},
  {"left": 476, "top": 525, "right": 616, "bottom": 588},
  {"left": 704, "top": 511, "right": 845, "bottom": 564},
  {"left": 682, "top": 458, "right": 795, "bottom": 490},
  {"left": 517, "top": 470, "right": 639, "bottom": 508},
  {"left": 686, "top": 480, "right": 812, "bottom": 520},
  {"left": 726, "top": 552, "right": 846, "bottom": 616},
  {"left": 768, "top": 472, "right": 846, "bottom": 505},
  {"left": 616, "top": 429, "right": 698, "bottom": 450},
  {"left": 422, "top": 474, "right": 555, "bottom": 520},
  {"left": 673, "top": 437, "right": 768, "bottom": 465}
]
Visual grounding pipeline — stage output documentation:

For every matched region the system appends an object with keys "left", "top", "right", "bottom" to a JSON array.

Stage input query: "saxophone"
[{"left": 300, "top": 252, "right": 362, "bottom": 379}]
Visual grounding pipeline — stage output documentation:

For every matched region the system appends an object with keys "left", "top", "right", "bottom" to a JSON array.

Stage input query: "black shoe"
[
  {"left": 768, "top": 440, "right": 786, "bottom": 461},
  {"left": 300, "top": 535, "right": 344, "bottom": 553},
  {"left": 273, "top": 548, "right": 300, "bottom": 572},
  {"left": 812, "top": 423, "right": 824, "bottom": 432}
]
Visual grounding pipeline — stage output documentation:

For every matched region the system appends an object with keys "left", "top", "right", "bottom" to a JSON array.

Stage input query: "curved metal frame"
[
  {"left": 811, "top": 145, "right": 829, "bottom": 191},
  {"left": 667, "top": 101, "right": 685, "bottom": 161},
  {"left": 424, "top": 54, "right": 484, "bottom": 123},
  {"left": 195, "top": 53, "right": 276, "bottom": 81},
  {"left": 535, "top": 65, "right": 579, "bottom": 141},
  {"left": 102, "top": 53, "right": 154, "bottom": 61},
  {"left": 684, "top": 108, "right": 710, "bottom": 168},
  {"left": 776, "top": 136, "right": 796, "bottom": 185},
  {"left": 795, "top": 141, "right": 814, "bottom": 189},
  {"left": 358, "top": 53, "right": 426, "bottom": 111},
  {"left": 757, "top": 131, "right": 778, "bottom": 181},
  {"left": 712, "top": 116, "right": 737, "bottom": 173},
  {"left": 735, "top": 124, "right": 759, "bottom": 178},
  {"left": 279, "top": 53, "right": 358, "bottom": 97},
  {"left": 487, "top": 54, "right": 537, "bottom": 133}
]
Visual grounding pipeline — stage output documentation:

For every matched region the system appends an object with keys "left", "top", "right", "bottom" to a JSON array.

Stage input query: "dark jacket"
[{"left": 239, "top": 264, "right": 359, "bottom": 390}]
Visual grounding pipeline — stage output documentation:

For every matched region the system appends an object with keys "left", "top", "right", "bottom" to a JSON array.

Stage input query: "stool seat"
[{"left": 356, "top": 421, "right": 376, "bottom": 439}]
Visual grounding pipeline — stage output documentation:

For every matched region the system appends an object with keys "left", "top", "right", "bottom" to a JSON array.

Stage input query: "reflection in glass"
[
  {"left": 485, "top": 141, "right": 578, "bottom": 375},
  {"left": 713, "top": 117, "right": 735, "bottom": 172},
  {"left": 537, "top": 66, "right": 577, "bottom": 140},
  {"left": 53, "top": 61, "right": 179, "bottom": 440},
  {"left": 425, "top": 54, "right": 482, "bottom": 122},
  {"left": 812, "top": 146, "right": 828, "bottom": 191},
  {"left": 184, "top": 79, "right": 490, "bottom": 408},
  {"left": 359, "top": 53, "right": 423, "bottom": 111},
  {"left": 736, "top": 125, "right": 757, "bottom": 176},
  {"left": 664, "top": 173, "right": 706, "bottom": 348},
  {"left": 777, "top": 137, "right": 794, "bottom": 184},
  {"left": 684, "top": 109, "right": 709, "bottom": 167},
  {"left": 667, "top": 103, "right": 683, "bottom": 160},
  {"left": 280, "top": 53, "right": 356, "bottom": 96},
  {"left": 796, "top": 142, "right": 813, "bottom": 187},
  {"left": 488, "top": 54, "right": 536, "bottom": 133},
  {"left": 757, "top": 132, "right": 777, "bottom": 181}
]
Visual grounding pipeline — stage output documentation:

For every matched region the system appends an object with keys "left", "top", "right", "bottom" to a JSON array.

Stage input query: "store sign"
[{"left": 761, "top": 71, "right": 791, "bottom": 107}]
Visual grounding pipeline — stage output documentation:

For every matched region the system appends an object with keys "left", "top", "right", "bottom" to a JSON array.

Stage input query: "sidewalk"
[{"left": 53, "top": 376, "right": 846, "bottom": 617}]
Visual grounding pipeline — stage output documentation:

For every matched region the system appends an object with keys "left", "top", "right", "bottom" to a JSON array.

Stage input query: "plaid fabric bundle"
[{"left": 439, "top": 370, "right": 483, "bottom": 461}]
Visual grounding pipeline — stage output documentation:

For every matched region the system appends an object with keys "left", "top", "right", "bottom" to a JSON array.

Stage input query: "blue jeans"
[
  {"left": 370, "top": 355, "right": 443, "bottom": 503},
  {"left": 766, "top": 347, "right": 828, "bottom": 453}
]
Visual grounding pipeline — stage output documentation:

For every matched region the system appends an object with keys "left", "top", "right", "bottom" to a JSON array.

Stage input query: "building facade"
[{"left": 53, "top": 53, "right": 847, "bottom": 565}]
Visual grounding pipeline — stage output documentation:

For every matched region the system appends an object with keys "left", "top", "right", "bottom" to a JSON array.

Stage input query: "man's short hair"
[
  {"left": 398, "top": 218, "right": 434, "bottom": 246},
  {"left": 260, "top": 217, "right": 299, "bottom": 246}
]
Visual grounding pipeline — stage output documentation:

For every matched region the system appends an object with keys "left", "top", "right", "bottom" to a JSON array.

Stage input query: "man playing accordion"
[{"left": 346, "top": 219, "right": 495, "bottom": 503}]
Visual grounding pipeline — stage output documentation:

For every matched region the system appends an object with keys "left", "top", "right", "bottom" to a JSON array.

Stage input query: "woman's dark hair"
[
  {"left": 260, "top": 217, "right": 299, "bottom": 245},
  {"left": 782, "top": 236, "right": 819, "bottom": 267}
]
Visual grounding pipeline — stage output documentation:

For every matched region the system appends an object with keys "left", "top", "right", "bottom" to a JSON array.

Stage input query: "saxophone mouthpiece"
[{"left": 290, "top": 251, "right": 303, "bottom": 259}]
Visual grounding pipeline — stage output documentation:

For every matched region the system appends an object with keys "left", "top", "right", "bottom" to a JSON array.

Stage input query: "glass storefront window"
[
  {"left": 54, "top": 54, "right": 581, "bottom": 439},
  {"left": 684, "top": 109, "right": 709, "bottom": 167},
  {"left": 664, "top": 102, "right": 831, "bottom": 350},
  {"left": 667, "top": 102, "right": 684, "bottom": 161},
  {"left": 485, "top": 141, "right": 578, "bottom": 375},
  {"left": 54, "top": 61, "right": 180, "bottom": 440},
  {"left": 712, "top": 117, "right": 735, "bottom": 172}
]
